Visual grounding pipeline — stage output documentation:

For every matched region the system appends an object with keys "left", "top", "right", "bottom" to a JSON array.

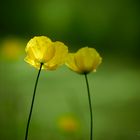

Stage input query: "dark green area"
[{"left": 0, "top": 0, "right": 140, "bottom": 55}]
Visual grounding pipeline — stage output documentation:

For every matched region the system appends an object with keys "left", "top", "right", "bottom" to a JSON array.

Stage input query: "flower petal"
[
  {"left": 25, "top": 36, "right": 57, "bottom": 69},
  {"left": 46, "top": 41, "right": 68, "bottom": 70},
  {"left": 65, "top": 53, "right": 82, "bottom": 73},
  {"left": 24, "top": 56, "right": 41, "bottom": 69},
  {"left": 74, "top": 47, "right": 102, "bottom": 73},
  {"left": 26, "top": 36, "right": 55, "bottom": 63}
]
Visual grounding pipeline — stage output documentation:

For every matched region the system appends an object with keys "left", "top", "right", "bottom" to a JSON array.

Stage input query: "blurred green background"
[{"left": 0, "top": 0, "right": 140, "bottom": 140}]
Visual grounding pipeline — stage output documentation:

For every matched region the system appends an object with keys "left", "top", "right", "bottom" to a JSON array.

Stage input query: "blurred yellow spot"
[
  {"left": 1, "top": 38, "right": 23, "bottom": 60},
  {"left": 65, "top": 47, "right": 102, "bottom": 74},
  {"left": 58, "top": 115, "right": 79, "bottom": 133}
]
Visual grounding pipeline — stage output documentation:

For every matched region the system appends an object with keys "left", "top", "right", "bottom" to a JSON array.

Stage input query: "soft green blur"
[{"left": 0, "top": 0, "right": 140, "bottom": 140}]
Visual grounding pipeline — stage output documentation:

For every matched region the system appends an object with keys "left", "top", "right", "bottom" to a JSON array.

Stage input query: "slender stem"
[
  {"left": 25, "top": 63, "right": 43, "bottom": 140},
  {"left": 84, "top": 74, "right": 93, "bottom": 140}
]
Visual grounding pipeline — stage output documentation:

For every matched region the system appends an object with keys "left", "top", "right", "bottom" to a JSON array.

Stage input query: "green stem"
[
  {"left": 84, "top": 74, "right": 93, "bottom": 140},
  {"left": 25, "top": 63, "right": 43, "bottom": 140}
]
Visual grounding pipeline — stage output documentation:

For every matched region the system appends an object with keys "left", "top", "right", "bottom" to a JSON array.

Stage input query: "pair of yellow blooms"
[{"left": 25, "top": 36, "right": 102, "bottom": 74}]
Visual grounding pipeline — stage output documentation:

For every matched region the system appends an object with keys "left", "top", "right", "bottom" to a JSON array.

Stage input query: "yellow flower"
[
  {"left": 24, "top": 36, "right": 68, "bottom": 70},
  {"left": 65, "top": 47, "right": 102, "bottom": 74},
  {"left": 58, "top": 115, "right": 79, "bottom": 133}
]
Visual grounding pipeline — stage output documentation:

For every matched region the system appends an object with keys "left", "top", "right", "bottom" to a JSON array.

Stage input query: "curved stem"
[
  {"left": 84, "top": 74, "right": 93, "bottom": 140},
  {"left": 25, "top": 63, "right": 43, "bottom": 140}
]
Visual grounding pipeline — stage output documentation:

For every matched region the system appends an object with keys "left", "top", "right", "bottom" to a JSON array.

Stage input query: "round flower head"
[
  {"left": 66, "top": 47, "right": 102, "bottom": 74},
  {"left": 24, "top": 36, "right": 68, "bottom": 70}
]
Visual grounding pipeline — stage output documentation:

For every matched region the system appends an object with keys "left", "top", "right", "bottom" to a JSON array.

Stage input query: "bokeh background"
[{"left": 0, "top": 0, "right": 140, "bottom": 140}]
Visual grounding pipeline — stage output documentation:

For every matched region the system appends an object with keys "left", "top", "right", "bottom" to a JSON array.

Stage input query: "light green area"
[{"left": 0, "top": 57, "right": 140, "bottom": 140}]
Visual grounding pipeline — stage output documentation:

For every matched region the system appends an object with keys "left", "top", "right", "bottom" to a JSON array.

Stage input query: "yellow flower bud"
[
  {"left": 65, "top": 47, "right": 102, "bottom": 74},
  {"left": 24, "top": 36, "right": 68, "bottom": 70}
]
